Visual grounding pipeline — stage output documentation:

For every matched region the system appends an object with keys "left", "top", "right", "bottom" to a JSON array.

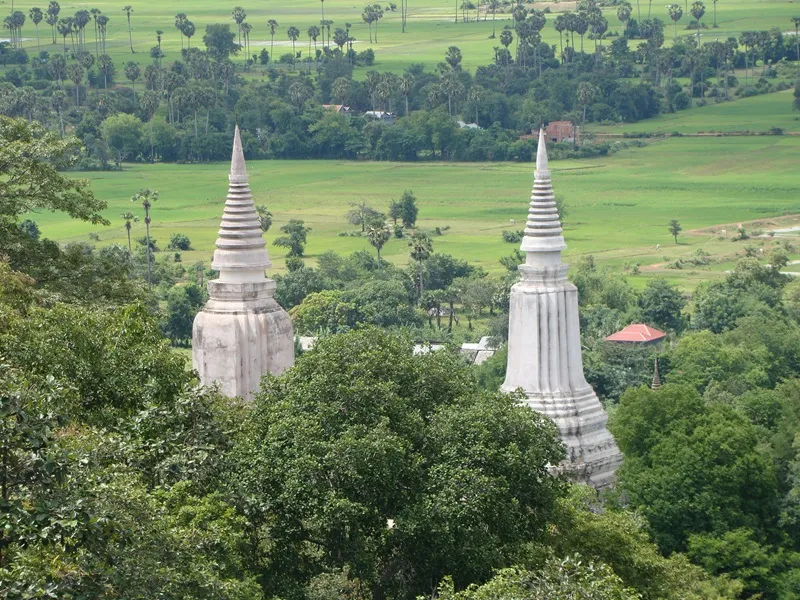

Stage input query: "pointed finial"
[
  {"left": 535, "top": 127, "right": 550, "bottom": 179},
  {"left": 651, "top": 357, "right": 662, "bottom": 390},
  {"left": 230, "top": 125, "right": 248, "bottom": 184}
]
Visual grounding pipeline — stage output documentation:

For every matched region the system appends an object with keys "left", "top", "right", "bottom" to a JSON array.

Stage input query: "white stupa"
[
  {"left": 502, "top": 129, "right": 621, "bottom": 488},
  {"left": 192, "top": 126, "right": 294, "bottom": 400}
]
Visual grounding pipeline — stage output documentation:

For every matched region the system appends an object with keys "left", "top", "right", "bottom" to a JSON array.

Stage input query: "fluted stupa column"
[
  {"left": 502, "top": 129, "right": 621, "bottom": 488},
  {"left": 192, "top": 126, "right": 294, "bottom": 400}
]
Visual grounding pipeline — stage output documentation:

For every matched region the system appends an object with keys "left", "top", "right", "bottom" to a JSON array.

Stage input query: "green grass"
[
  {"left": 34, "top": 136, "right": 800, "bottom": 291},
  {"left": 590, "top": 90, "right": 800, "bottom": 134},
  {"left": 3, "top": 0, "right": 800, "bottom": 75}
]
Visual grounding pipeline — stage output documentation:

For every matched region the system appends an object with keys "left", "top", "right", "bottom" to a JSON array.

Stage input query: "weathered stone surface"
[
  {"left": 192, "top": 126, "right": 294, "bottom": 400},
  {"left": 502, "top": 129, "right": 621, "bottom": 489}
]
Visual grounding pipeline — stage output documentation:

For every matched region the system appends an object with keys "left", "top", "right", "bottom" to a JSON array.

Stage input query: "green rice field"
[{"left": 34, "top": 135, "right": 800, "bottom": 290}]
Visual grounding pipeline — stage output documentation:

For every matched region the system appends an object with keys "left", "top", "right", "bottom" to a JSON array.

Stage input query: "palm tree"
[
  {"left": 792, "top": 17, "right": 800, "bottom": 62},
  {"left": 125, "top": 61, "right": 141, "bottom": 103},
  {"left": 489, "top": 0, "right": 500, "bottom": 37},
  {"left": 667, "top": 4, "right": 683, "bottom": 40},
  {"left": 409, "top": 231, "right": 433, "bottom": 302},
  {"left": 576, "top": 81, "right": 597, "bottom": 125},
  {"left": 121, "top": 212, "right": 139, "bottom": 255},
  {"left": 182, "top": 20, "right": 195, "bottom": 49},
  {"left": 29, "top": 8, "right": 43, "bottom": 51},
  {"left": 73, "top": 10, "right": 90, "bottom": 52},
  {"left": 365, "top": 221, "right": 391, "bottom": 266},
  {"left": 231, "top": 6, "right": 247, "bottom": 47},
  {"left": 319, "top": 0, "right": 326, "bottom": 46},
  {"left": 616, "top": 2, "right": 632, "bottom": 32},
  {"left": 51, "top": 89, "right": 66, "bottom": 136},
  {"left": 97, "top": 15, "right": 109, "bottom": 53},
  {"left": 139, "top": 91, "right": 159, "bottom": 161},
  {"left": 287, "top": 25, "right": 300, "bottom": 63},
  {"left": 123, "top": 5, "right": 134, "bottom": 53},
  {"left": 467, "top": 85, "right": 484, "bottom": 125},
  {"left": 308, "top": 24, "right": 321, "bottom": 58},
  {"left": 90, "top": 8, "right": 101, "bottom": 57},
  {"left": 131, "top": 188, "right": 158, "bottom": 290},
  {"left": 690, "top": 0, "right": 705, "bottom": 41},
  {"left": 46, "top": 12, "right": 58, "bottom": 44},
  {"left": 574, "top": 13, "right": 588, "bottom": 53},
  {"left": 46, "top": 1, "right": 60, "bottom": 44},
  {"left": 174, "top": 12, "right": 187, "bottom": 50},
  {"left": 267, "top": 18, "right": 279, "bottom": 63},
  {"left": 399, "top": 73, "right": 414, "bottom": 115},
  {"left": 241, "top": 22, "right": 252, "bottom": 65},
  {"left": 66, "top": 62, "right": 83, "bottom": 106},
  {"left": 98, "top": 53, "right": 113, "bottom": 91},
  {"left": 49, "top": 52, "right": 66, "bottom": 85},
  {"left": 56, "top": 17, "right": 69, "bottom": 51}
]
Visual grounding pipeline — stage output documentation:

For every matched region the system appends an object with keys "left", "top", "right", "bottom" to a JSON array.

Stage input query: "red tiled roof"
[{"left": 605, "top": 324, "right": 667, "bottom": 343}]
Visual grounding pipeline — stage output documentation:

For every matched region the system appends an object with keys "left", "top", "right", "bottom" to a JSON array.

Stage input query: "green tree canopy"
[{"left": 232, "top": 328, "right": 566, "bottom": 599}]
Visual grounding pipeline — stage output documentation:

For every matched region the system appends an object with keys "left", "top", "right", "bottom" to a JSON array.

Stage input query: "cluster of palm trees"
[
  {"left": 174, "top": 12, "right": 196, "bottom": 52},
  {"left": 361, "top": 4, "right": 384, "bottom": 43},
  {"left": 2, "top": 11, "right": 26, "bottom": 48},
  {"left": 43, "top": 5, "right": 110, "bottom": 56},
  {"left": 552, "top": 3, "right": 608, "bottom": 59}
]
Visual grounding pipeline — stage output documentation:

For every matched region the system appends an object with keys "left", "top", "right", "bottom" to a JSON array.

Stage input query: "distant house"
[
  {"left": 457, "top": 120, "right": 480, "bottom": 129},
  {"left": 605, "top": 324, "right": 666, "bottom": 345},
  {"left": 545, "top": 120, "right": 579, "bottom": 143},
  {"left": 322, "top": 104, "right": 351, "bottom": 113},
  {"left": 520, "top": 121, "right": 580, "bottom": 143},
  {"left": 363, "top": 110, "right": 396, "bottom": 122}
]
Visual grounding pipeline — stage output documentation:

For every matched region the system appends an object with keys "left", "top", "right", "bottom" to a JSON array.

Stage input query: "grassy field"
[
  {"left": 3, "top": 0, "right": 800, "bottom": 75},
  {"left": 34, "top": 135, "right": 800, "bottom": 291},
  {"left": 590, "top": 90, "right": 800, "bottom": 134}
]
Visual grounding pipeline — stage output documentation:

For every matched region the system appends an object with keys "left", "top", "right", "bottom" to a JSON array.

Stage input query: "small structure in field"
[{"left": 322, "top": 104, "right": 350, "bottom": 113}]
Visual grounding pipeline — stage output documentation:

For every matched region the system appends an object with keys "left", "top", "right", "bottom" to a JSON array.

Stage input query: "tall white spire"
[
  {"left": 193, "top": 126, "right": 294, "bottom": 400},
  {"left": 521, "top": 129, "right": 566, "bottom": 261},
  {"left": 211, "top": 125, "right": 272, "bottom": 282},
  {"left": 502, "top": 131, "right": 621, "bottom": 488}
]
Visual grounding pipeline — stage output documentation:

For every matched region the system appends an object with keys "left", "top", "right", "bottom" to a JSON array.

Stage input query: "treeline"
[{"left": 2, "top": 0, "right": 798, "bottom": 165}]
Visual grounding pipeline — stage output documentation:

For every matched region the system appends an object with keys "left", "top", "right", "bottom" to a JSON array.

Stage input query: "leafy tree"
[
  {"left": 1, "top": 117, "right": 106, "bottom": 270},
  {"left": 435, "top": 559, "right": 640, "bottom": 600},
  {"left": 273, "top": 218, "right": 311, "bottom": 257},
  {"left": 103, "top": 113, "right": 143, "bottom": 166},
  {"left": 346, "top": 201, "right": 382, "bottom": 232},
  {"left": 289, "top": 289, "right": 358, "bottom": 333},
  {"left": 167, "top": 232, "right": 192, "bottom": 251},
  {"left": 398, "top": 189, "right": 418, "bottom": 228},
  {"left": 0, "top": 303, "right": 190, "bottom": 422},
  {"left": 232, "top": 328, "right": 565, "bottom": 599},
  {"left": 17, "top": 218, "right": 40, "bottom": 240},
  {"left": 668, "top": 218, "right": 682, "bottom": 243},
  {"left": 638, "top": 278, "right": 686, "bottom": 332},
  {"left": 611, "top": 384, "right": 780, "bottom": 554},
  {"left": 546, "top": 485, "right": 743, "bottom": 599},
  {"left": 256, "top": 204, "right": 273, "bottom": 232},
  {"left": 162, "top": 283, "right": 204, "bottom": 344},
  {"left": 203, "top": 23, "right": 240, "bottom": 61}
]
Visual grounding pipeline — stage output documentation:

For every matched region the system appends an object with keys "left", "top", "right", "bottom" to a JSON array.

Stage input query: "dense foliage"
[{"left": 2, "top": 1, "right": 797, "bottom": 166}]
